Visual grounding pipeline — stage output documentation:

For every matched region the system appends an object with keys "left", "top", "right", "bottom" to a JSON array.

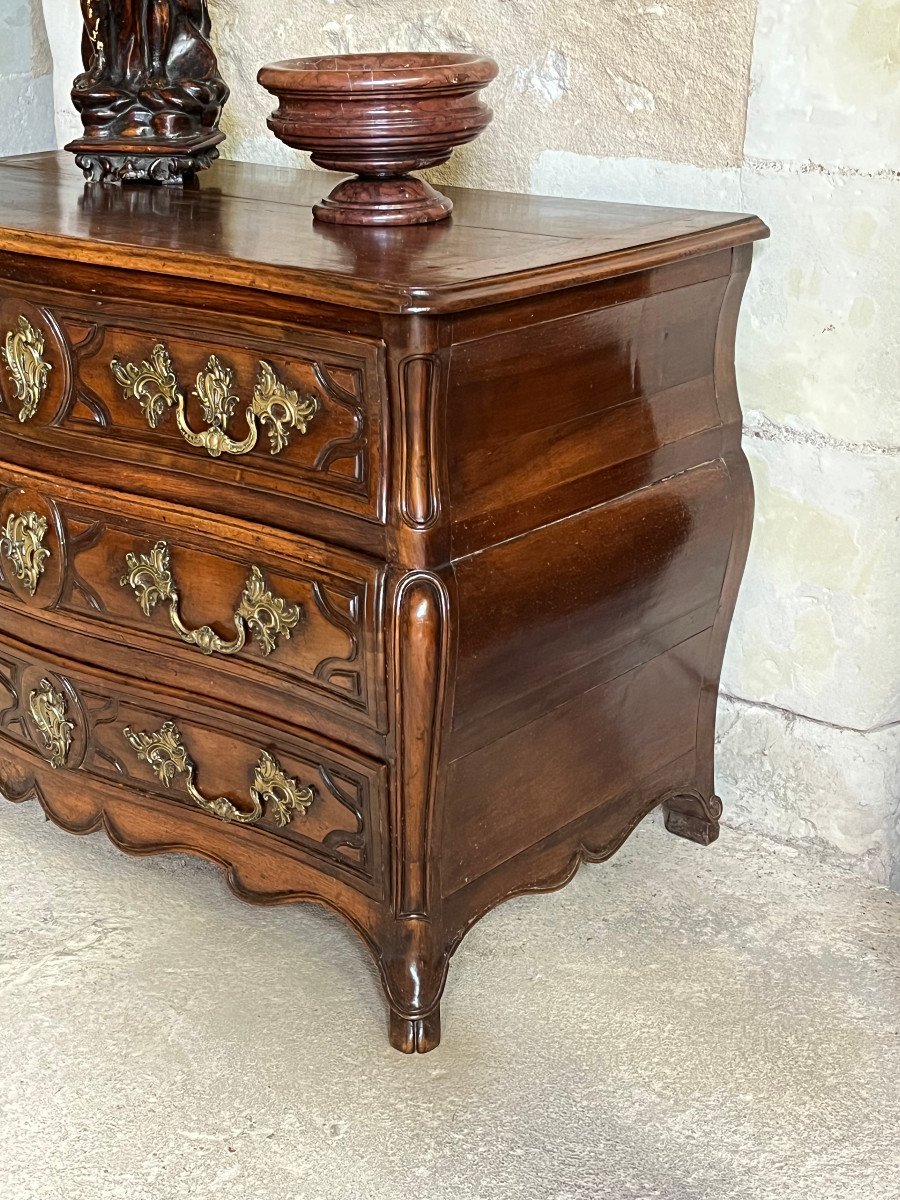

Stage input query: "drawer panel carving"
[
  {"left": 0, "top": 643, "right": 385, "bottom": 887},
  {"left": 0, "top": 292, "right": 385, "bottom": 531},
  {"left": 0, "top": 470, "right": 385, "bottom": 731}
]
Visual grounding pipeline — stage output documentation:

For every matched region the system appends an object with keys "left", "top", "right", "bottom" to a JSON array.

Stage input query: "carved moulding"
[
  {"left": 392, "top": 571, "right": 450, "bottom": 919},
  {"left": 0, "top": 481, "right": 368, "bottom": 713},
  {"left": 67, "top": 0, "right": 229, "bottom": 185},
  {"left": 110, "top": 343, "right": 319, "bottom": 458},
  {"left": 2, "top": 315, "right": 52, "bottom": 422},
  {"left": 385, "top": 569, "right": 451, "bottom": 1053},
  {"left": 0, "top": 732, "right": 394, "bottom": 1064},
  {"left": 53, "top": 320, "right": 372, "bottom": 504},
  {"left": 310, "top": 362, "right": 369, "bottom": 489},
  {"left": 398, "top": 354, "right": 441, "bottom": 530},
  {"left": 440, "top": 787, "right": 686, "bottom": 976},
  {"left": 72, "top": 148, "right": 223, "bottom": 186},
  {"left": 311, "top": 582, "right": 362, "bottom": 700},
  {"left": 0, "top": 650, "right": 388, "bottom": 1032},
  {"left": 0, "top": 646, "right": 366, "bottom": 867}
]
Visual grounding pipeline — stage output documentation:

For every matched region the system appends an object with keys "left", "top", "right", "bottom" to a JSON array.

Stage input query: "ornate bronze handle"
[
  {"left": 110, "top": 343, "right": 318, "bottom": 458},
  {"left": 0, "top": 509, "right": 50, "bottom": 596},
  {"left": 29, "top": 679, "right": 73, "bottom": 769},
  {"left": 2, "top": 315, "right": 51, "bottom": 422},
  {"left": 121, "top": 540, "right": 301, "bottom": 657},
  {"left": 123, "top": 720, "right": 315, "bottom": 827}
]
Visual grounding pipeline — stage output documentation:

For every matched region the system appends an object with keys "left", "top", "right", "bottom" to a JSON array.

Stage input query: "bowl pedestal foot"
[{"left": 313, "top": 175, "right": 454, "bottom": 226}]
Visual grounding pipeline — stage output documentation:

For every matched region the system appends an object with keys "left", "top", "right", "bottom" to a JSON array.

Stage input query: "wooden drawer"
[
  {"left": 0, "top": 465, "right": 386, "bottom": 738},
  {"left": 0, "top": 634, "right": 387, "bottom": 896},
  {"left": 0, "top": 289, "right": 386, "bottom": 542}
]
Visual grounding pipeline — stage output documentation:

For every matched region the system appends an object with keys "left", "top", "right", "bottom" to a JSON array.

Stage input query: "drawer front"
[
  {"left": 0, "top": 290, "right": 386, "bottom": 535},
  {"left": 0, "top": 637, "right": 386, "bottom": 893},
  {"left": 0, "top": 466, "right": 386, "bottom": 734}
]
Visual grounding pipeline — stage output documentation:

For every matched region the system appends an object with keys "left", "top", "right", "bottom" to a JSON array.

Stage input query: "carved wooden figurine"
[
  {"left": 67, "top": 0, "right": 228, "bottom": 183},
  {"left": 0, "top": 152, "right": 767, "bottom": 1051}
]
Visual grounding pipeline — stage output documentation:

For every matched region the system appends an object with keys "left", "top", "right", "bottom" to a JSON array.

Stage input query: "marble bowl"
[{"left": 257, "top": 52, "right": 499, "bottom": 226}]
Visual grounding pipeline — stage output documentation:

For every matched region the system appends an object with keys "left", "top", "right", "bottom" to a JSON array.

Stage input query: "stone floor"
[{"left": 1, "top": 801, "right": 898, "bottom": 1200}]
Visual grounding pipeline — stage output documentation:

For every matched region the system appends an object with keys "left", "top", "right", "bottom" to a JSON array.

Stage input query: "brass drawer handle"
[
  {"left": 2, "top": 315, "right": 51, "bottom": 422},
  {"left": 124, "top": 720, "right": 315, "bottom": 827},
  {"left": 0, "top": 509, "right": 50, "bottom": 596},
  {"left": 110, "top": 343, "right": 319, "bottom": 458},
  {"left": 121, "top": 540, "right": 301, "bottom": 657}
]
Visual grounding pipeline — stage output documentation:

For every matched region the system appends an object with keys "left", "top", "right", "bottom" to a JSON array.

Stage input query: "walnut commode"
[{"left": 0, "top": 153, "right": 767, "bottom": 1051}]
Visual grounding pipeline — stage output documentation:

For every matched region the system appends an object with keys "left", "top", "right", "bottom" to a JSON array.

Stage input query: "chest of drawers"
[{"left": 0, "top": 153, "right": 767, "bottom": 1052}]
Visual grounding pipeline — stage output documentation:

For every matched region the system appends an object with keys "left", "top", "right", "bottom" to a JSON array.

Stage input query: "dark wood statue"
[{"left": 67, "top": 0, "right": 229, "bottom": 184}]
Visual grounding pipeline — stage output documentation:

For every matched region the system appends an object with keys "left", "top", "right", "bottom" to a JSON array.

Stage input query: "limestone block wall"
[
  {"left": 35, "top": 1, "right": 900, "bottom": 887},
  {"left": 0, "top": 0, "right": 55, "bottom": 156}
]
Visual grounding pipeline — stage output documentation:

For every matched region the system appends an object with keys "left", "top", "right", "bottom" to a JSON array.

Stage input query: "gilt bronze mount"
[
  {"left": 0, "top": 510, "right": 50, "bottom": 597},
  {"left": 29, "top": 680, "right": 74, "bottom": 770},
  {"left": 110, "top": 343, "right": 319, "bottom": 457},
  {"left": 124, "top": 720, "right": 315, "bottom": 827},
  {"left": 2, "top": 315, "right": 52, "bottom": 422},
  {"left": 121, "top": 540, "right": 303, "bottom": 659}
]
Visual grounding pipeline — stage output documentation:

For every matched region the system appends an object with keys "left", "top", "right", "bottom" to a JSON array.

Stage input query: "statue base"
[{"left": 65, "top": 133, "right": 225, "bottom": 186}]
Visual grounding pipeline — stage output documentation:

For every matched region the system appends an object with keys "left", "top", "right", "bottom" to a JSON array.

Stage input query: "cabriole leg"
[{"left": 380, "top": 918, "right": 448, "bottom": 1054}]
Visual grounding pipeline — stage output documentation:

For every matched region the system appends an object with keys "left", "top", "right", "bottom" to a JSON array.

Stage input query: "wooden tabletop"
[{"left": 0, "top": 152, "right": 768, "bottom": 314}]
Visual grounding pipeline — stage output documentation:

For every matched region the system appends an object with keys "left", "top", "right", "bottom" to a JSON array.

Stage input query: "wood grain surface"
[{"left": 0, "top": 154, "right": 766, "bottom": 1051}]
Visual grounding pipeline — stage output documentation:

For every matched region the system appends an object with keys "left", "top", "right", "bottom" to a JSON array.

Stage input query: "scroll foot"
[
  {"left": 389, "top": 1007, "right": 441, "bottom": 1054},
  {"left": 663, "top": 791, "right": 723, "bottom": 847}
]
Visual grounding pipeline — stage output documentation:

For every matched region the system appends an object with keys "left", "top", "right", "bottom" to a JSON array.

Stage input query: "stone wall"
[
  {"left": 37, "top": 0, "right": 900, "bottom": 887},
  {"left": 0, "top": 0, "right": 55, "bottom": 155}
]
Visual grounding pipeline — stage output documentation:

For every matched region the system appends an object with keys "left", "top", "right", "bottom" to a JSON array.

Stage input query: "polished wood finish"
[
  {"left": 68, "top": 0, "right": 228, "bottom": 183},
  {"left": 0, "top": 152, "right": 767, "bottom": 1051},
  {"left": 259, "top": 54, "right": 498, "bottom": 225},
  {"left": 0, "top": 155, "right": 767, "bottom": 313}
]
